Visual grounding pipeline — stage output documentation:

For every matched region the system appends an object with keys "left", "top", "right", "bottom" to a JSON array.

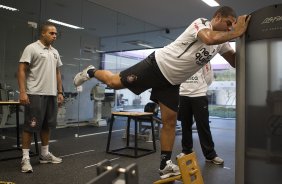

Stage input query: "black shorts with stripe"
[{"left": 119, "top": 52, "right": 180, "bottom": 112}]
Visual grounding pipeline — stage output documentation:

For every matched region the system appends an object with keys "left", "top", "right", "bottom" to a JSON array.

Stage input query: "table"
[
  {"left": 106, "top": 111, "right": 156, "bottom": 158},
  {"left": 0, "top": 101, "right": 38, "bottom": 161}
]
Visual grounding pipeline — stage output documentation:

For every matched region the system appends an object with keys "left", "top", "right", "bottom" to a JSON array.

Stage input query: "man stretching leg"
[{"left": 74, "top": 6, "right": 250, "bottom": 179}]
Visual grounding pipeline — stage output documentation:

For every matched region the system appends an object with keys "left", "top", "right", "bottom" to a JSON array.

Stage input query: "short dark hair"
[
  {"left": 213, "top": 6, "right": 237, "bottom": 18},
  {"left": 39, "top": 22, "right": 56, "bottom": 34}
]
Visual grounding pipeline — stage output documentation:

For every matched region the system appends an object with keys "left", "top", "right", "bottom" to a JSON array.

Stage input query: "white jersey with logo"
[
  {"left": 19, "top": 40, "right": 63, "bottom": 96},
  {"left": 179, "top": 63, "right": 213, "bottom": 97},
  {"left": 155, "top": 18, "right": 233, "bottom": 85}
]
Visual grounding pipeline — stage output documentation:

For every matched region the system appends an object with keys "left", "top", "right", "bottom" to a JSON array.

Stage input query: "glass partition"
[
  {"left": 0, "top": 0, "right": 238, "bottom": 143},
  {"left": 209, "top": 42, "right": 236, "bottom": 118},
  {"left": 0, "top": 0, "right": 181, "bottom": 139},
  {"left": 0, "top": 0, "right": 40, "bottom": 148}
]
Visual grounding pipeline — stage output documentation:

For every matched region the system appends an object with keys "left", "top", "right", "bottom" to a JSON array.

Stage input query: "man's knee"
[
  {"left": 159, "top": 102, "right": 178, "bottom": 127},
  {"left": 162, "top": 113, "right": 177, "bottom": 128},
  {"left": 107, "top": 75, "right": 124, "bottom": 89}
]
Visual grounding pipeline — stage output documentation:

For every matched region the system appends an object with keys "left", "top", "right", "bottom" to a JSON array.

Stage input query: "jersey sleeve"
[
  {"left": 56, "top": 51, "right": 63, "bottom": 67},
  {"left": 218, "top": 42, "right": 234, "bottom": 55},
  {"left": 192, "top": 18, "right": 211, "bottom": 39},
  {"left": 19, "top": 45, "right": 33, "bottom": 64}
]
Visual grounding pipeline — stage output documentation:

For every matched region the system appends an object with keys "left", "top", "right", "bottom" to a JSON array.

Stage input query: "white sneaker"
[
  {"left": 206, "top": 156, "right": 224, "bottom": 165},
  {"left": 39, "top": 152, "right": 62, "bottom": 164},
  {"left": 21, "top": 158, "right": 33, "bottom": 173},
  {"left": 73, "top": 65, "right": 95, "bottom": 86},
  {"left": 159, "top": 160, "right": 180, "bottom": 179}
]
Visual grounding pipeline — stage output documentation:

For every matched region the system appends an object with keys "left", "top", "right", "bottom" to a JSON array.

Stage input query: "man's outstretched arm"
[{"left": 198, "top": 15, "right": 250, "bottom": 45}]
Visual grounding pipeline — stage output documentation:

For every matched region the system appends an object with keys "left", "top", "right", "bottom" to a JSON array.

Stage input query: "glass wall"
[
  {"left": 209, "top": 42, "right": 236, "bottom": 118},
  {"left": 0, "top": 0, "right": 236, "bottom": 139},
  {"left": 0, "top": 0, "right": 41, "bottom": 135},
  {"left": 0, "top": 0, "right": 176, "bottom": 137}
]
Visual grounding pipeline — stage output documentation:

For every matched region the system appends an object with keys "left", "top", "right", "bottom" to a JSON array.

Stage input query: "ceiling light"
[
  {"left": 82, "top": 47, "right": 105, "bottom": 53},
  {"left": 136, "top": 43, "right": 154, "bottom": 49},
  {"left": 124, "top": 40, "right": 154, "bottom": 49},
  {"left": 95, "top": 49, "right": 105, "bottom": 53},
  {"left": 65, "top": 63, "right": 78, "bottom": 67},
  {"left": 0, "top": 4, "right": 19, "bottom": 11},
  {"left": 73, "top": 58, "right": 92, "bottom": 61},
  {"left": 201, "top": 0, "right": 219, "bottom": 7},
  {"left": 47, "top": 19, "right": 84, "bottom": 29}
]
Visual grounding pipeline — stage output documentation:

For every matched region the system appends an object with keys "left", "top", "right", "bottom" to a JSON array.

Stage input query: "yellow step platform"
[{"left": 154, "top": 152, "right": 204, "bottom": 184}]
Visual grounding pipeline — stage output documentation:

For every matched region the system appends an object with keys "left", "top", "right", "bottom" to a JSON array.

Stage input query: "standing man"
[
  {"left": 18, "top": 22, "right": 64, "bottom": 173},
  {"left": 178, "top": 63, "right": 224, "bottom": 164},
  {"left": 74, "top": 6, "right": 250, "bottom": 179}
]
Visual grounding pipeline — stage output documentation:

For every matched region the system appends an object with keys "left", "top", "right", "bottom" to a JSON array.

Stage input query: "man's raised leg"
[{"left": 74, "top": 65, "right": 124, "bottom": 89}]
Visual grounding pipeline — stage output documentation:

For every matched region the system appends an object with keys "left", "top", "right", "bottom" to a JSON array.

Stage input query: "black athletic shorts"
[
  {"left": 23, "top": 95, "right": 58, "bottom": 132},
  {"left": 119, "top": 52, "right": 180, "bottom": 112}
]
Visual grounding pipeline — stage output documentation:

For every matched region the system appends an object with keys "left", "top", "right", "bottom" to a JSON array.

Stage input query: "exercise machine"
[{"left": 90, "top": 83, "right": 107, "bottom": 126}]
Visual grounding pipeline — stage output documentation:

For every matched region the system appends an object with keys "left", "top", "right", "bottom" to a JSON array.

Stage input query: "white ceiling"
[{"left": 90, "top": 0, "right": 282, "bottom": 29}]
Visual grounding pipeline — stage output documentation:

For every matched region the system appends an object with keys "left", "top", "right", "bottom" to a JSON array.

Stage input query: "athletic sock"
[
  {"left": 160, "top": 151, "right": 172, "bottom": 170},
  {"left": 22, "top": 149, "right": 30, "bottom": 159},
  {"left": 41, "top": 145, "right": 49, "bottom": 156},
  {"left": 87, "top": 69, "right": 97, "bottom": 78}
]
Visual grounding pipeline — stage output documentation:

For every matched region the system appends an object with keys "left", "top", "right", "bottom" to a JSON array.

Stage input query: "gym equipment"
[
  {"left": 85, "top": 159, "right": 138, "bottom": 184},
  {"left": 102, "top": 87, "right": 115, "bottom": 121},
  {"left": 57, "top": 92, "right": 78, "bottom": 126},
  {"left": 236, "top": 4, "right": 282, "bottom": 184},
  {"left": 90, "top": 83, "right": 107, "bottom": 126},
  {"left": 154, "top": 152, "right": 204, "bottom": 184},
  {"left": 0, "top": 85, "right": 19, "bottom": 128}
]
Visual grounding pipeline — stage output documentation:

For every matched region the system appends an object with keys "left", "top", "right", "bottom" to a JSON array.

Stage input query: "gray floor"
[{"left": 0, "top": 117, "right": 235, "bottom": 184}]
